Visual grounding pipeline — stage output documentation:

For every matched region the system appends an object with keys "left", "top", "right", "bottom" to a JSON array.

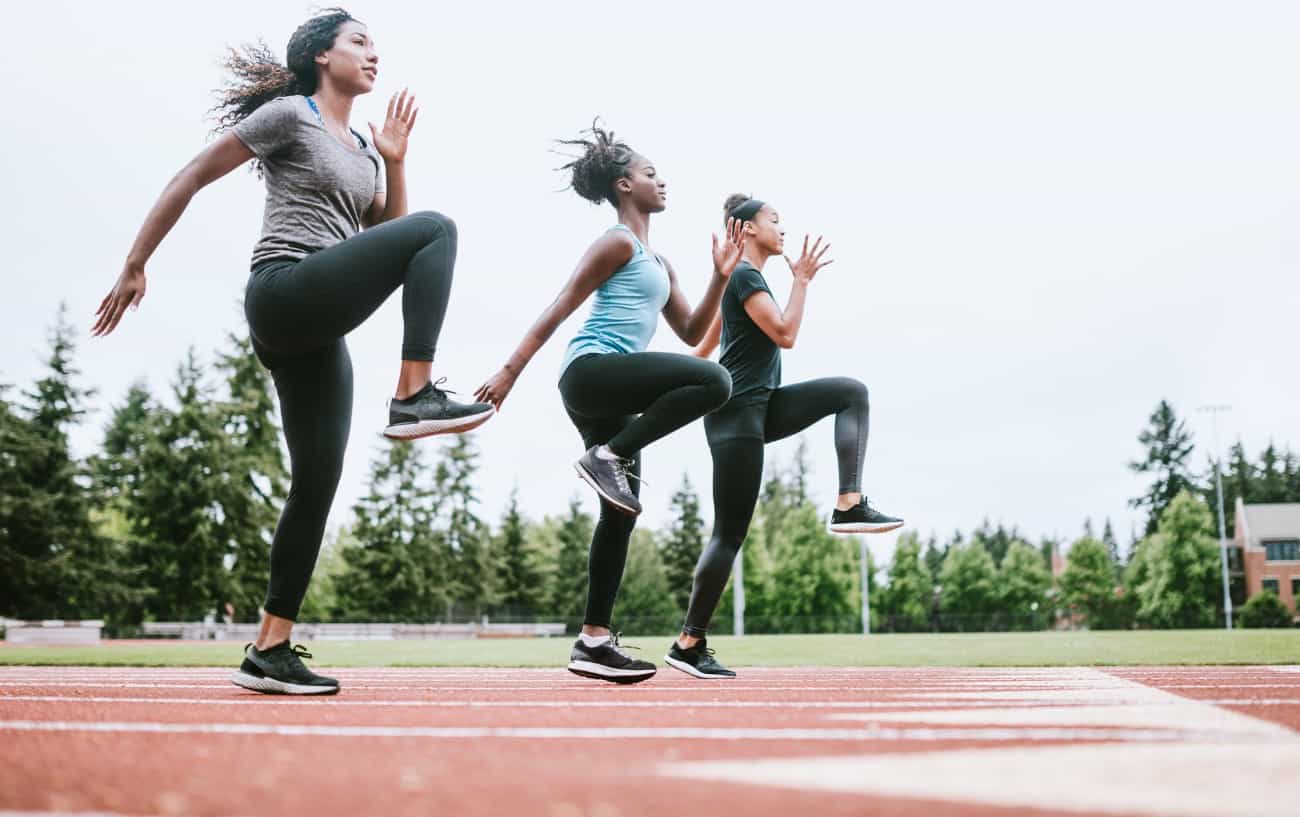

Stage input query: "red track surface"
[{"left": 1, "top": 664, "right": 1297, "bottom": 817}]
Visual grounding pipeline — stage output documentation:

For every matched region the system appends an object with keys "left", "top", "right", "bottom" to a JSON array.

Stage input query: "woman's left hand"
[
  {"left": 711, "top": 216, "right": 747, "bottom": 278},
  {"left": 369, "top": 88, "right": 419, "bottom": 164}
]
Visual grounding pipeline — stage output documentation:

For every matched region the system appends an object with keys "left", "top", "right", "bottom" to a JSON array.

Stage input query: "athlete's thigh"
[
  {"left": 708, "top": 435, "right": 765, "bottom": 538},
  {"left": 763, "top": 378, "right": 852, "bottom": 443},
  {"left": 258, "top": 216, "right": 434, "bottom": 348},
  {"left": 574, "top": 352, "right": 721, "bottom": 417}
]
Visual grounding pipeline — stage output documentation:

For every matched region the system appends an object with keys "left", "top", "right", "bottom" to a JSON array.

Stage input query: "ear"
[
  {"left": 615, "top": 177, "right": 633, "bottom": 194},
  {"left": 315, "top": 52, "right": 329, "bottom": 66}
]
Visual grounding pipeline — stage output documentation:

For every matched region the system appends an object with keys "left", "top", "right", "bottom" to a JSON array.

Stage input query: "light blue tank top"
[{"left": 560, "top": 225, "right": 672, "bottom": 375}]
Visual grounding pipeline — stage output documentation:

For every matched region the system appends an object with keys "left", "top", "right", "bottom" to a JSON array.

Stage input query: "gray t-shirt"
[{"left": 233, "top": 95, "right": 386, "bottom": 267}]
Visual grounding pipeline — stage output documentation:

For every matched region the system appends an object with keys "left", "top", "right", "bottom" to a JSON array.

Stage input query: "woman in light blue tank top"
[{"left": 475, "top": 122, "right": 745, "bottom": 683}]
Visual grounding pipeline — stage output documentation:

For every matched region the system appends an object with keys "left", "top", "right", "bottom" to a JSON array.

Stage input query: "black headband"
[{"left": 728, "top": 198, "right": 766, "bottom": 222}]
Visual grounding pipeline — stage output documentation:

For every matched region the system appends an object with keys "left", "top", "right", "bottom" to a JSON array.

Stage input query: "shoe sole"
[
  {"left": 383, "top": 407, "right": 495, "bottom": 441},
  {"left": 230, "top": 671, "right": 339, "bottom": 696},
  {"left": 573, "top": 461, "right": 641, "bottom": 516},
  {"left": 664, "top": 654, "right": 736, "bottom": 679},
  {"left": 566, "top": 660, "right": 656, "bottom": 684},
  {"left": 828, "top": 520, "right": 905, "bottom": 535}
]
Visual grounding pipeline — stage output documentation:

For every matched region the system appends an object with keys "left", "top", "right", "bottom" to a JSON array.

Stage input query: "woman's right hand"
[
  {"left": 474, "top": 366, "right": 519, "bottom": 410},
  {"left": 92, "top": 263, "right": 148, "bottom": 337},
  {"left": 784, "top": 234, "right": 833, "bottom": 283}
]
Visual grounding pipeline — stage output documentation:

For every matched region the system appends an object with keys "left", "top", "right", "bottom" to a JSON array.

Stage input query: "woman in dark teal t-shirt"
[{"left": 663, "top": 194, "right": 905, "bottom": 680}]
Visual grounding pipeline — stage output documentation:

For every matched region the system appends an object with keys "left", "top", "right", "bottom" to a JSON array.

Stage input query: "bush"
[{"left": 1239, "top": 591, "right": 1294, "bottom": 628}]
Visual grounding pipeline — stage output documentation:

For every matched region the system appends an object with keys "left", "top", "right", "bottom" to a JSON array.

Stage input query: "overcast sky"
[{"left": 3, "top": 1, "right": 1297, "bottom": 560}]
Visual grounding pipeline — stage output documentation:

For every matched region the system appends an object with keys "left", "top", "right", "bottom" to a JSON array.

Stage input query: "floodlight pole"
[{"left": 1199, "top": 404, "right": 1233, "bottom": 630}]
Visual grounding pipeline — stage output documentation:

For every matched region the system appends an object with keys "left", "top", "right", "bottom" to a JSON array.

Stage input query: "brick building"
[{"left": 1229, "top": 499, "right": 1300, "bottom": 621}]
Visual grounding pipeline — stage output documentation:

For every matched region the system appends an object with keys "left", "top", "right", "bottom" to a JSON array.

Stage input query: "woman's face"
[
  {"left": 615, "top": 155, "right": 668, "bottom": 213},
  {"left": 317, "top": 21, "right": 379, "bottom": 95},
  {"left": 746, "top": 205, "right": 785, "bottom": 256}
]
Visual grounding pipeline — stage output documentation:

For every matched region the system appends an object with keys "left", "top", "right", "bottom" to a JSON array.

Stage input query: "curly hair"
[
  {"left": 210, "top": 8, "right": 357, "bottom": 134},
  {"left": 556, "top": 120, "right": 638, "bottom": 207}
]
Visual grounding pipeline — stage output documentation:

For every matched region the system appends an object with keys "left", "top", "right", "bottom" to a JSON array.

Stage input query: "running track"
[{"left": 1, "top": 665, "right": 1298, "bottom": 817}]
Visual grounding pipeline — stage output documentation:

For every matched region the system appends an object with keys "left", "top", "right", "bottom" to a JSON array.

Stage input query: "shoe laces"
[
  {"left": 289, "top": 644, "right": 314, "bottom": 661},
  {"left": 609, "top": 631, "right": 640, "bottom": 659},
  {"left": 430, "top": 376, "right": 456, "bottom": 400},
  {"left": 610, "top": 455, "right": 647, "bottom": 492}
]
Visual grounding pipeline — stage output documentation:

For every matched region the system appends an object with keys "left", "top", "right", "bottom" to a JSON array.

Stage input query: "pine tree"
[
  {"left": 971, "top": 519, "right": 1023, "bottom": 568},
  {"left": 494, "top": 487, "right": 541, "bottom": 615},
  {"left": 6, "top": 305, "right": 137, "bottom": 620},
  {"left": 1101, "top": 518, "right": 1121, "bottom": 572},
  {"left": 436, "top": 436, "right": 492, "bottom": 612},
  {"left": 126, "top": 350, "right": 235, "bottom": 621},
  {"left": 999, "top": 540, "right": 1052, "bottom": 630},
  {"left": 1257, "top": 443, "right": 1287, "bottom": 502},
  {"left": 336, "top": 441, "right": 443, "bottom": 621},
  {"left": 1129, "top": 399, "right": 1198, "bottom": 536},
  {"left": 661, "top": 473, "right": 706, "bottom": 612},
  {"left": 214, "top": 334, "right": 287, "bottom": 622},
  {"left": 548, "top": 498, "right": 594, "bottom": 621},
  {"left": 880, "top": 531, "right": 933, "bottom": 632},
  {"left": 923, "top": 534, "right": 947, "bottom": 577}
]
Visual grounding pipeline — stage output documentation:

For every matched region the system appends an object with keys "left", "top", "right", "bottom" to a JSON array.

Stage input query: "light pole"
[{"left": 1199, "top": 404, "right": 1233, "bottom": 630}]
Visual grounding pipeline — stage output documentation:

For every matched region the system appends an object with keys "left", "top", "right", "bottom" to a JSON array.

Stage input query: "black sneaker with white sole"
[
  {"left": 230, "top": 642, "right": 339, "bottom": 695},
  {"left": 829, "top": 497, "right": 904, "bottom": 534},
  {"left": 567, "top": 632, "right": 656, "bottom": 684},
  {"left": 664, "top": 638, "right": 736, "bottom": 679},
  {"left": 574, "top": 445, "right": 642, "bottom": 515},
  {"left": 384, "top": 378, "right": 495, "bottom": 440}
]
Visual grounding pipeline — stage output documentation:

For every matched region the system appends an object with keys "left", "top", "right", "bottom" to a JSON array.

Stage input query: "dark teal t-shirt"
[{"left": 718, "top": 262, "right": 782, "bottom": 408}]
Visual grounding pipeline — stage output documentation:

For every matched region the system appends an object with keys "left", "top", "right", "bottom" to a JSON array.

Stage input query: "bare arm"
[
  {"left": 661, "top": 218, "right": 746, "bottom": 345},
  {"left": 743, "top": 235, "right": 833, "bottom": 350},
  {"left": 92, "top": 133, "right": 254, "bottom": 336},
  {"left": 363, "top": 90, "right": 418, "bottom": 227},
  {"left": 693, "top": 311, "right": 723, "bottom": 358},
  {"left": 473, "top": 232, "right": 635, "bottom": 409}
]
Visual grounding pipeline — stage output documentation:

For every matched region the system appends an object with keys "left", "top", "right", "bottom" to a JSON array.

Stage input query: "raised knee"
[
  {"left": 845, "top": 378, "right": 869, "bottom": 407},
  {"left": 410, "top": 210, "right": 457, "bottom": 243},
  {"left": 702, "top": 364, "right": 733, "bottom": 406}
]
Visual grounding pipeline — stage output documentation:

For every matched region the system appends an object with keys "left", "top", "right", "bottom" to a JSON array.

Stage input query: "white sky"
[{"left": 3, "top": 1, "right": 1297, "bottom": 559}]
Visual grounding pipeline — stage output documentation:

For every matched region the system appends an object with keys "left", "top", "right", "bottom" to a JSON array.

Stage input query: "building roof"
[{"left": 1240, "top": 502, "right": 1300, "bottom": 545}]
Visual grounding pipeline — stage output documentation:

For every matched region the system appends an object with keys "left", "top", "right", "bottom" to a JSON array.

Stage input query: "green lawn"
[{"left": 1, "top": 630, "right": 1297, "bottom": 667}]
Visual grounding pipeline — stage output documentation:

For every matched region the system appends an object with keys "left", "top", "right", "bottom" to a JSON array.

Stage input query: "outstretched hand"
[
  {"left": 92, "top": 264, "right": 147, "bottom": 337},
  {"left": 783, "top": 234, "right": 833, "bottom": 283},
  {"left": 474, "top": 367, "right": 518, "bottom": 410},
  {"left": 711, "top": 217, "right": 747, "bottom": 278},
  {"left": 369, "top": 88, "right": 419, "bottom": 164}
]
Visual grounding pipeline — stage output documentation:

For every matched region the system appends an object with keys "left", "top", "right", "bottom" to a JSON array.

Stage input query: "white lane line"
[
  {"left": 4, "top": 695, "right": 1298, "bottom": 709},
  {"left": 0, "top": 719, "right": 1199, "bottom": 742},
  {"left": 661, "top": 743, "right": 1300, "bottom": 817},
  {"left": 0, "top": 682, "right": 1013, "bottom": 691},
  {"left": 827, "top": 704, "right": 1295, "bottom": 735},
  {"left": 661, "top": 668, "right": 1300, "bottom": 817}
]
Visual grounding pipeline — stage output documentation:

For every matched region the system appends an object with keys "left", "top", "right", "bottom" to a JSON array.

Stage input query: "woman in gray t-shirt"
[{"left": 92, "top": 9, "right": 492, "bottom": 695}]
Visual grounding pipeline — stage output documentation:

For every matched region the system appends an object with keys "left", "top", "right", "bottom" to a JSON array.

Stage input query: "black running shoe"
[
  {"left": 384, "top": 378, "right": 495, "bottom": 440},
  {"left": 574, "top": 445, "right": 642, "bottom": 515},
  {"left": 829, "top": 497, "right": 904, "bottom": 534},
  {"left": 664, "top": 638, "right": 736, "bottom": 679},
  {"left": 230, "top": 642, "right": 340, "bottom": 695},
  {"left": 567, "top": 632, "right": 656, "bottom": 684}
]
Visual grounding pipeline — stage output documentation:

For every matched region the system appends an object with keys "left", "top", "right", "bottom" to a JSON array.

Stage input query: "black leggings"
[
  {"left": 559, "top": 352, "right": 732, "bottom": 628},
  {"left": 244, "top": 211, "right": 458, "bottom": 621},
  {"left": 682, "top": 377, "right": 869, "bottom": 636}
]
